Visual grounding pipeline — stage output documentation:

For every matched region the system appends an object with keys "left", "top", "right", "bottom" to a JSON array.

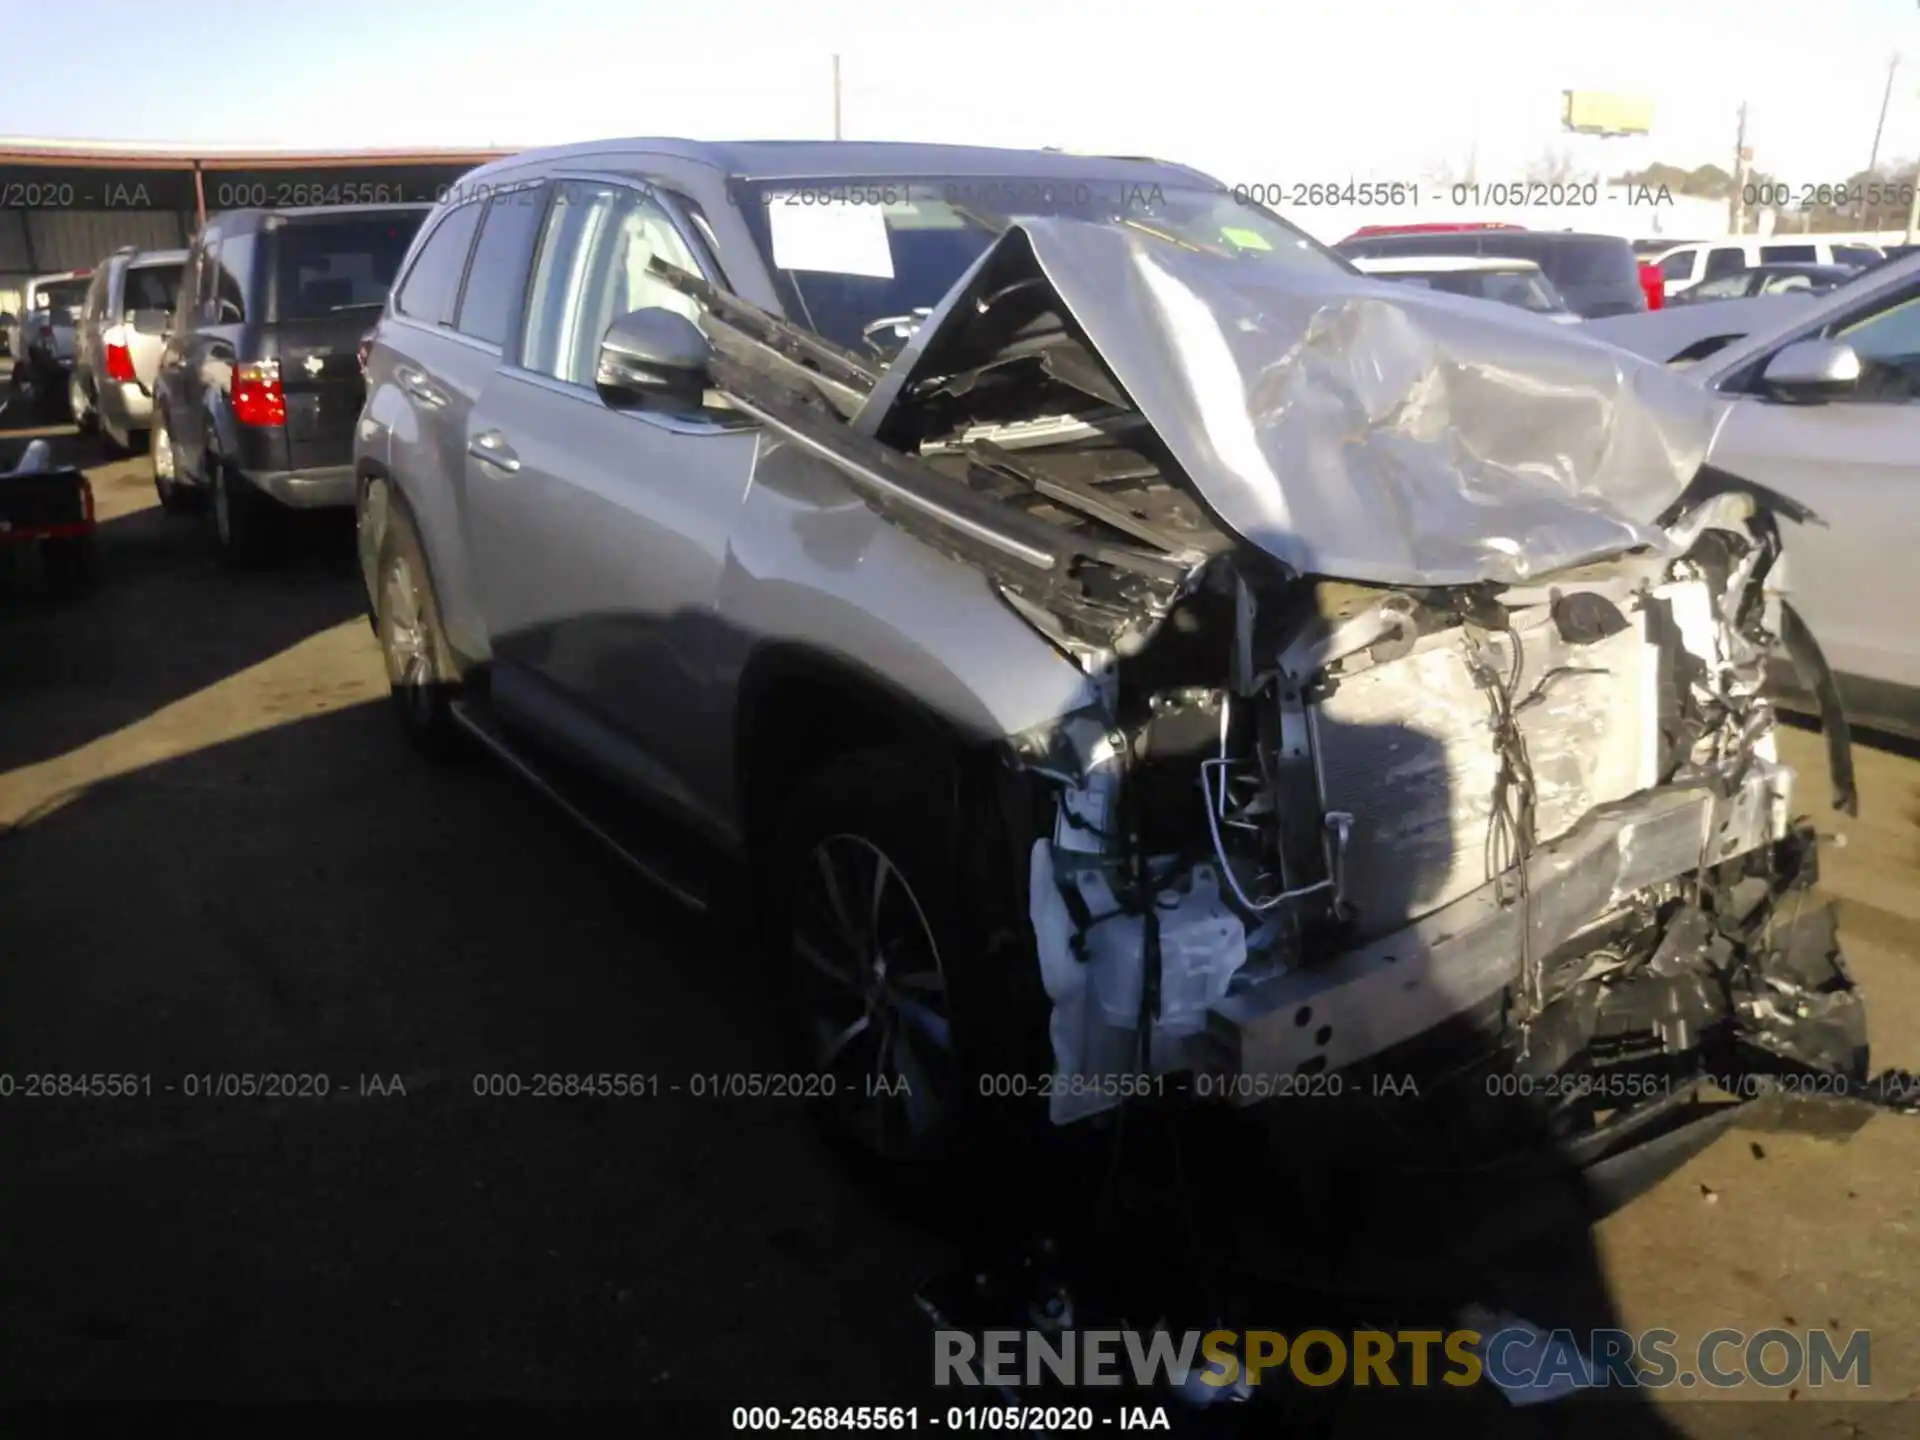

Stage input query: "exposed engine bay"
[{"left": 650, "top": 217, "right": 1872, "bottom": 1159}]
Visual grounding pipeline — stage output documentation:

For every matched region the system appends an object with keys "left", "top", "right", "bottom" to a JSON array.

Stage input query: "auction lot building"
[{"left": 0, "top": 138, "right": 511, "bottom": 311}]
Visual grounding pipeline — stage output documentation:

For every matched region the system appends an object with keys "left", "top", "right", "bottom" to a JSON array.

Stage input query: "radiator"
[{"left": 1312, "top": 602, "right": 1662, "bottom": 936}]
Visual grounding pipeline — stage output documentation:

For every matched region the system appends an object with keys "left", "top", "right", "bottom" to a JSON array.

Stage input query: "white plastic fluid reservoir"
[{"left": 1084, "top": 865, "right": 1247, "bottom": 1037}]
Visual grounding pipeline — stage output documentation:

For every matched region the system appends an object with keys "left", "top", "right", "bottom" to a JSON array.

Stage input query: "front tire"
[
  {"left": 374, "top": 500, "right": 462, "bottom": 758},
  {"left": 765, "top": 746, "right": 1047, "bottom": 1191}
]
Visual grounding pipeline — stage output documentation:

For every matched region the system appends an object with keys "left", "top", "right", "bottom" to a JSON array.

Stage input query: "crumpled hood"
[{"left": 864, "top": 218, "right": 1729, "bottom": 586}]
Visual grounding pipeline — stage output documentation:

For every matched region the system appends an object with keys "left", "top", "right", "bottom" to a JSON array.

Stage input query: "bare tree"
[{"left": 1524, "top": 148, "right": 1580, "bottom": 185}]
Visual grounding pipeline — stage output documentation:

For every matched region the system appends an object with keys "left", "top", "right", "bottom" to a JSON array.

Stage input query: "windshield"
[
  {"left": 33, "top": 278, "right": 89, "bottom": 319},
  {"left": 1419, "top": 267, "right": 1568, "bottom": 313},
  {"left": 124, "top": 263, "right": 184, "bottom": 316},
  {"left": 734, "top": 176, "right": 1346, "bottom": 357},
  {"left": 271, "top": 212, "right": 426, "bottom": 321}
]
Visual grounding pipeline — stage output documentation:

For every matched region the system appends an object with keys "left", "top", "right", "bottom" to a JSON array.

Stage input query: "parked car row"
[
  {"left": 1334, "top": 224, "right": 1652, "bottom": 316},
  {"left": 1664, "top": 261, "right": 1858, "bottom": 304},
  {"left": 144, "top": 203, "right": 429, "bottom": 555},
  {"left": 1652, "top": 236, "right": 1885, "bottom": 297},
  {"left": 70, "top": 246, "right": 187, "bottom": 452},
  {"left": 1346, "top": 254, "right": 1582, "bottom": 321},
  {"left": 16, "top": 206, "right": 428, "bottom": 563}
]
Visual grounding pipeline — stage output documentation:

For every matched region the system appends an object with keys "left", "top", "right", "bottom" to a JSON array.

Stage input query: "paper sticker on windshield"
[
  {"left": 1220, "top": 226, "right": 1272, "bottom": 251},
  {"left": 767, "top": 198, "right": 896, "bottom": 279}
]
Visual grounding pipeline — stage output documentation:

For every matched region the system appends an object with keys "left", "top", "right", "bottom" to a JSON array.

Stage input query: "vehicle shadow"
[
  {"left": 482, "top": 600, "right": 1706, "bottom": 1433},
  {"left": 922, "top": 707, "right": 1706, "bottom": 1437},
  {"left": 0, "top": 494, "right": 1734, "bottom": 1430},
  {"left": 0, "top": 427, "right": 363, "bottom": 776},
  {"left": 0, "top": 701, "right": 936, "bottom": 1416}
]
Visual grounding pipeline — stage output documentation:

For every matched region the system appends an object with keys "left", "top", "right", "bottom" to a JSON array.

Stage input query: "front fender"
[{"left": 721, "top": 433, "right": 1097, "bottom": 755}]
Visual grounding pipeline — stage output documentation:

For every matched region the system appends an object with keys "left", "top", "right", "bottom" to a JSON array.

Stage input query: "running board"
[{"left": 450, "top": 699, "right": 714, "bottom": 915}]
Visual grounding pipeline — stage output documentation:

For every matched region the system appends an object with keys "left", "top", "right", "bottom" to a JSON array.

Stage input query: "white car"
[
  {"left": 1653, "top": 237, "right": 1883, "bottom": 296},
  {"left": 1680, "top": 252, "right": 1920, "bottom": 737},
  {"left": 1350, "top": 254, "right": 1581, "bottom": 322}
]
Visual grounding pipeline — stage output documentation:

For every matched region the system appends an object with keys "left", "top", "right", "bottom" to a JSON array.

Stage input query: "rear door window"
[
  {"left": 395, "top": 203, "right": 482, "bottom": 326},
  {"left": 1761, "top": 244, "right": 1817, "bottom": 263},
  {"left": 1705, "top": 246, "right": 1747, "bottom": 278},
  {"left": 274, "top": 211, "right": 427, "bottom": 322},
  {"left": 123, "top": 263, "right": 183, "bottom": 317},
  {"left": 36, "top": 278, "right": 89, "bottom": 320},
  {"left": 213, "top": 231, "right": 253, "bottom": 324},
  {"left": 1691, "top": 273, "right": 1753, "bottom": 300},
  {"left": 455, "top": 185, "right": 548, "bottom": 347}
]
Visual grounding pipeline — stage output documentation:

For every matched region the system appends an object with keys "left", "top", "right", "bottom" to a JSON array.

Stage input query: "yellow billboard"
[{"left": 1563, "top": 92, "right": 1654, "bottom": 136}]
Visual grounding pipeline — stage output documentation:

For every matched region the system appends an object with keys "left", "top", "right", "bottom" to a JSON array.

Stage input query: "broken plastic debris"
[{"left": 1456, "top": 1305, "right": 1597, "bottom": 1406}]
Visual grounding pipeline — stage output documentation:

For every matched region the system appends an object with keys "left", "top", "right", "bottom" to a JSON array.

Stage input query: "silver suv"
[
  {"left": 72, "top": 246, "right": 187, "bottom": 452},
  {"left": 356, "top": 138, "right": 1869, "bottom": 1188},
  {"left": 6, "top": 269, "right": 90, "bottom": 417}
]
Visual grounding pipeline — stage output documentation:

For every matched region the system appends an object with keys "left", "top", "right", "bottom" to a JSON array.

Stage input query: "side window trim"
[
  {"left": 1719, "top": 275, "right": 1920, "bottom": 396},
  {"left": 546, "top": 169, "right": 726, "bottom": 289},
  {"left": 394, "top": 199, "right": 483, "bottom": 325},
  {"left": 451, "top": 179, "right": 554, "bottom": 355},
  {"left": 199, "top": 231, "right": 224, "bottom": 323},
  {"left": 506, "top": 172, "right": 745, "bottom": 436},
  {"left": 510, "top": 172, "right": 722, "bottom": 389}
]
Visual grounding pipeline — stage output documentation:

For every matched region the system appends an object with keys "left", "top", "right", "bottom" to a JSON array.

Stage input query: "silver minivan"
[{"left": 72, "top": 247, "right": 187, "bottom": 451}]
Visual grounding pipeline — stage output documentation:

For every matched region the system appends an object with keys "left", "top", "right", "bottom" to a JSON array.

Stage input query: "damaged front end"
[
  {"left": 653, "top": 213, "right": 1868, "bottom": 1178},
  {"left": 1017, "top": 511, "right": 1868, "bottom": 1166}
]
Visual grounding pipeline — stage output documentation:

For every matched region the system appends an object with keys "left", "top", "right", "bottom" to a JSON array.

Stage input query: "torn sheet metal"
[{"left": 861, "top": 220, "right": 1728, "bottom": 586}]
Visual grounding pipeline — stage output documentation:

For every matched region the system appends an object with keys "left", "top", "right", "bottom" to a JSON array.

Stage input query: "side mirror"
[
  {"left": 1761, "top": 338, "right": 1861, "bottom": 402},
  {"left": 129, "top": 308, "right": 170, "bottom": 335},
  {"left": 596, "top": 307, "right": 710, "bottom": 410},
  {"left": 217, "top": 297, "right": 243, "bottom": 324}
]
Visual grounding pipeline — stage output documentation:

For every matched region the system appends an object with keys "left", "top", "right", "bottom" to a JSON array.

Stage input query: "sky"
[{"left": 4, "top": 0, "right": 1920, "bottom": 191}]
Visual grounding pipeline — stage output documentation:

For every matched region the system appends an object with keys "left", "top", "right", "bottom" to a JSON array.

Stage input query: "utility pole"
[
  {"left": 1729, "top": 102, "right": 1749, "bottom": 234},
  {"left": 1863, "top": 54, "right": 1901, "bottom": 225},
  {"left": 1907, "top": 159, "right": 1920, "bottom": 244},
  {"left": 832, "top": 54, "right": 842, "bottom": 140},
  {"left": 1869, "top": 55, "right": 1900, "bottom": 175}
]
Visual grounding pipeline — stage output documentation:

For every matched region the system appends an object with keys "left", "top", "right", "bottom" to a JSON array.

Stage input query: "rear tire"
[
  {"left": 374, "top": 499, "right": 462, "bottom": 759},
  {"left": 150, "top": 411, "right": 196, "bottom": 515},
  {"left": 210, "top": 453, "right": 276, "bottom": 566},
  {"left": 70, "top": 375, "right": 97, "bottom": 435}
]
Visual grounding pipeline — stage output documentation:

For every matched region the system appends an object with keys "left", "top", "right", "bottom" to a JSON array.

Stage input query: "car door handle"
[
  {"left": 396, "top": 366, "right": 447, "bottom": 408},
  {"left": 468, "top": 430, "right": 520, "bottom": 473}
]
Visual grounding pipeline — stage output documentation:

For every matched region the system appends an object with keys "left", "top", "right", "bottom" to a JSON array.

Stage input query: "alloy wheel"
[
  {"left": 380, "top": 551, "right": 436, "bottom": 721},
  {"left": 152, "top": 414, "right": 175, "bottom": 482},
  {"left": 790, "top": 833, "right": 955, "bottom": 1158}
]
